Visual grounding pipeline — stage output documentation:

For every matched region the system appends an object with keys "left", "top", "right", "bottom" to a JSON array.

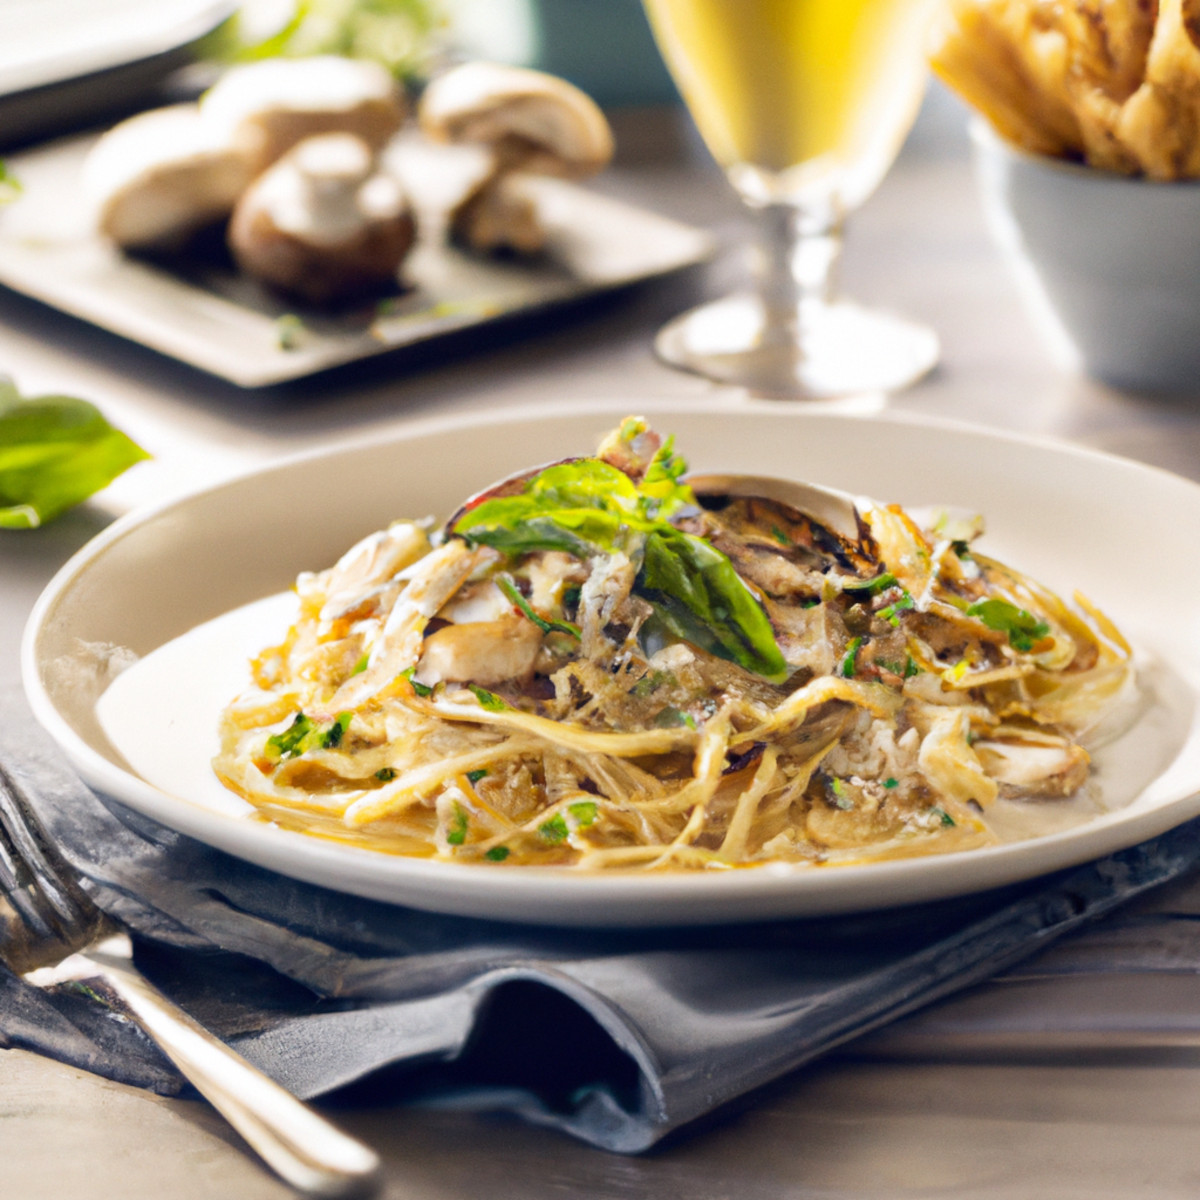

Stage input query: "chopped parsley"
[
  {"left": 930, "top": 806, "right": 956, "bottom": 828},
  {"left": 375, "top": 768, "right": 397, "bottom": 782},
  {"left": 466, "top": 768, "right": 489, "bottom": 785},
  {"left": 883, "top": 778, "right": 899, "bottom": 789},
  {"left": 446, "top": 804, "right": 469, "bottom": 846},
  {"left": 568, "top": 800, "right": 598, "bottom": 827},
  {"left": 538, "top": 813, "right": 569, "bottom": 843},
  {"left": 323, "top": 712, "right": 352, "bottom": 749},
  {"left": 264, "top": 712, "right": 351, "bottom": 760},
  {"left": 485, "top": 845, "right": 510, "bottom": 862}
]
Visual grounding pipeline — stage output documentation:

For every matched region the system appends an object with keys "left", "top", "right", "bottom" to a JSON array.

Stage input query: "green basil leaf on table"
[{"left": 0, "top": 382, "right": 149, "bottom": 529}]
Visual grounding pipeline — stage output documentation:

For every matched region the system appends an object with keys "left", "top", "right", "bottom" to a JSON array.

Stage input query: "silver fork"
[{"left": 0, "top": 759, "right": 381, "bottom": 1199}]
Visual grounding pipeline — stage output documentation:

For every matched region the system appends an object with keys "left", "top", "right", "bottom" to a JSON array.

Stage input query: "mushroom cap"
[
  {"left": 201, "top": 55, "right": 407, "bottom": 172},
  {"left": 418, "top": 62, "right": 613, "bottom": 178},
  {"left": 228, "top": 132, "right": 416, "bottom": 304},
  {"left": 82, "top": 103, "right": 255, "bottom": 249}
]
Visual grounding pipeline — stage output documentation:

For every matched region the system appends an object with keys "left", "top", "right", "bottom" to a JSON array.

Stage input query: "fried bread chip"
[
  {"left": 1117, "top": 0, "right": 1200, "bottom": 177},
  {"left": 931, "top": 0, "right": 1200, "bottom": 179},
  {"left": 931, "top": 0, "right": 1082, "bottom": 156}
]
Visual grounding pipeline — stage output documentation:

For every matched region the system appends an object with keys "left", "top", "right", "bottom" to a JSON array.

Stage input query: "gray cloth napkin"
[{"left": 3, "top": 683, "right": 1199, "bottom": 1153}]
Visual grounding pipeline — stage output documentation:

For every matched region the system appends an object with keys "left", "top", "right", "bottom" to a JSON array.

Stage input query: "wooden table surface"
[{"left": 4, "top": 89, "right": 1200, "bottom": 1197}]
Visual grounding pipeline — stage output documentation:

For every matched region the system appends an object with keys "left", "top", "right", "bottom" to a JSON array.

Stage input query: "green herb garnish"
[
  {"left": 568, "top": 800, "right": 598, "bottom": 827},
  {"left": 639, "top": 526, "right": 788, "bottom": 681},
  {"left": 0, "top": 379, "right": 148, "bottom": 529},
  {"left": 467, "top": 685, "right": 507, "bottom": 711},
  {"left": 538, "top": 813, "right": 569, "bottom": 843},
  {"left": 883, "top": 777, "right": 899, "bottom": 789},
  {"left": 838, "top": 636, "right": 863, "bottom": 678},
  {"left": 452, "top": 450, "right": 787, "bottom": 682},
  {"left": 466, "top": 768, "right": 489, "bottom": 785},
  {"left": 844, "top": 571, "right": 897, "bottom": 596},
  {"left": 375, "top": 768, "right": 397, "bottom": 782},
  {"left": 322, "top": 712, "right": 352, "bottom": 749},
  {"left": 930, "top": 806, "right": 956, "bottom": 828},
  {"left": 265, "top": 712, "right": 353, "bottom": 760},
  {"left": 446, "top": 804, "right": 469, "bottom": 846},
  {"left": 484, "top": 845, "right": 510, "bottom": 862},
  {"left": 401, "top": 667, "right": 433, "bottom": 697},
  {"left": 877, "top": 591, "right": 915, "bottom": 626},
  {"left": 495, "top": 573, "right": 581, "bottom": 638},
  {"left": 966, "top": 598, "right": 1050, "bottom": 652}
]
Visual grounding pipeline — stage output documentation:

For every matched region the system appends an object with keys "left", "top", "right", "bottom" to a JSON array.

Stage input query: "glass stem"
[{"left": 754, "top": 204, "right": 843, "bottom": 349}]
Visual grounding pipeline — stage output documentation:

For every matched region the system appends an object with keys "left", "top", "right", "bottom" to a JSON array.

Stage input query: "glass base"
[{"left": 653, "top": 293, "right": 940, "bottom": 400}]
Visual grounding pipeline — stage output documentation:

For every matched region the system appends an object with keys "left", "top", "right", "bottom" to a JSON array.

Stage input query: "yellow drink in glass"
[
  {"left": 643, "top": 0, "right": 934, "bottom": 209},
  {"left": 640, "top": 0, "right": 940, "bottom": 398}
]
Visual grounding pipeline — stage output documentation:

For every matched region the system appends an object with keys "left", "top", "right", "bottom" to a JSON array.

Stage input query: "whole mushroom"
[
  {"left": 82, "top": 104, "right": 255, "bottom": 251},
  {"left": 201, "top": 55, "right": 407, "bottom": 175},
  {"left": 227, "top": 132, "right": 416, "bottom": 305},
  {"left": 418, "top": 61, "right": 614, "bottom": 253}
]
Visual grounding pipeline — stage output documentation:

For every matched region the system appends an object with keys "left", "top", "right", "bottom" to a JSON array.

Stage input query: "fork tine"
[{"left": 0, "top": 759, "right": 106, "bottom": 959}]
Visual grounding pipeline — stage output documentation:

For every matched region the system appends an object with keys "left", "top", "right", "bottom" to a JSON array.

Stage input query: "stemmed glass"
[{"left": 641, "top": 0, "right": 940, "bottom": 399}]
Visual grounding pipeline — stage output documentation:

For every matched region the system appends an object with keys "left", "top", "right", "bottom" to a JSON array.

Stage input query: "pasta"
[{"left": 214, "top": 418, "right": 1133, "bottom": 870}]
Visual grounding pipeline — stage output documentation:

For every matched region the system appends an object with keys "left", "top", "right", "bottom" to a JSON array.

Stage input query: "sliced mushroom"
[
  {"left": 418, "top": 61, "right": 613, "bottom": 253},
  {"left": 227, "top": 132, "right": 416, "bottom": 305},
  {"left": 201, "top": 55, "right": 406, "bottom": 174},
  {"left": 82, "top": 104, "right": 255, "bottom": 250}
]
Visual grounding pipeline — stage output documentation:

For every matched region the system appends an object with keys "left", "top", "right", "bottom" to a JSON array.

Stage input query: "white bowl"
[{"left": 972, "top": 120, "right": 1200, "bottom": 394}]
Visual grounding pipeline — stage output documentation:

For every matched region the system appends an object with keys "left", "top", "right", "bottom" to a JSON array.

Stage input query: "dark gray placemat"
[{"left": 4, "top": 684, "right": 1199, "bottom": 1152}]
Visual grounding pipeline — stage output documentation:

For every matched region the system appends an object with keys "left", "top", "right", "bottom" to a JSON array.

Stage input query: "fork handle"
[{"left": 88, "top": 952, "right": 381, "bottom": 1199}]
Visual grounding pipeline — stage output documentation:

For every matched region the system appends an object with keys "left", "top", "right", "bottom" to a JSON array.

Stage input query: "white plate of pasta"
[{"left": 22, "top": 404, "right": 1200, "bottom": 925}]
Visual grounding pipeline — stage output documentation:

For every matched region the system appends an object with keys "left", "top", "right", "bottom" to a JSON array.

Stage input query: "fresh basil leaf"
[
  {"left": 455, "top": 454, "right": 785, "bottom": 682},
  {"left": 966, "top": 598, "right": 1050, "bottom": 651},
  {"left": 0, "top": 387, "right": 148, "bottom": 529},
  {"left": 640, "top": 527, "right": 787, "bottom": 682}
]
